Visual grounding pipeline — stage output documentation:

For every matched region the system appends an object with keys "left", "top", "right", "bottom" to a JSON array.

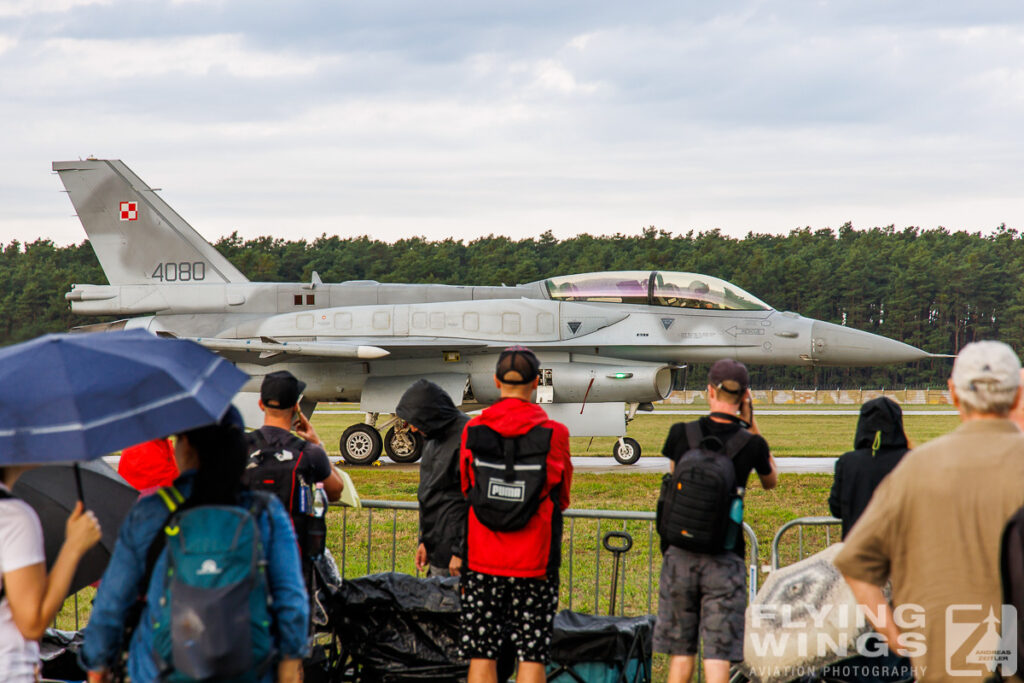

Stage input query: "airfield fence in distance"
[{"left": 668, "top": 388, "right": 952, "bottom": 405}]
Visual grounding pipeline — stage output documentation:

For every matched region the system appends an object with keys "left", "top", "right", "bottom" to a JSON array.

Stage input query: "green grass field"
[{"left": 311, "top": 402, "right": 960, "bottom": 461}]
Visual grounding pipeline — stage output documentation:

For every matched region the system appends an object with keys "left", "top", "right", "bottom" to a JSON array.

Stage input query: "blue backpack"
[{"left": 149, "top": 488, "right": 276, "bottom": 682}]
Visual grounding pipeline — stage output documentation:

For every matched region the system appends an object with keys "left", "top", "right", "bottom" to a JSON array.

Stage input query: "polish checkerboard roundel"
[{"left": 119, "top": 201, "right": 138, "bottom": 221}]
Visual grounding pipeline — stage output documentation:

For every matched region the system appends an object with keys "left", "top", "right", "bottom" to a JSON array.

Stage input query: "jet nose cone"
[{"left": 810, "top": 320, "right": 931, "bottom": 365}]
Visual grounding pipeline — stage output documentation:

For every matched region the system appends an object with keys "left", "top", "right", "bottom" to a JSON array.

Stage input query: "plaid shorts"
[
  {"left": 459, "top": 570, "right": 560, "bottom": 663},
  {"left": 654, "top": 545, "right": 746, "bottom": 661}
]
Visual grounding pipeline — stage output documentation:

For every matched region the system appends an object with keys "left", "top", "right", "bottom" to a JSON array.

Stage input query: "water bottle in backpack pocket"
[
  {"left": 304, "top": 483, "right": 328, "bottom": 559},
  {"left": 150, "top": 498, "right": 276, "bottom": 682},
  {"left": 722, "top": 490, "right": 744, "bottom": 551}
]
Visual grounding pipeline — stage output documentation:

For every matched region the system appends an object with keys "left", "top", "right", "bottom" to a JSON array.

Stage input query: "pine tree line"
[{"left": 5, "top": 223, "right": 1020, "bottom": 387}]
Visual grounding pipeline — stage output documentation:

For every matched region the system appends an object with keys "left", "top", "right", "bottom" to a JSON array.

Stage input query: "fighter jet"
[{"left": 52, "top": 159, "right": 938, "bottom": 465}]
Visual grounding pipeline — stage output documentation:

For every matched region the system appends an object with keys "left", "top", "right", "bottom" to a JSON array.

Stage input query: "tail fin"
[{"left": 52, "top": 159, "right": 248, "bottom": 285}]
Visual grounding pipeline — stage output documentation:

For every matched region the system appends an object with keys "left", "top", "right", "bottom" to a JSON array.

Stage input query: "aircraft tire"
[
  {"left": 384, "top": 426, "right": 424, "bottom": 463},
  {"left": 340, "top": 424, "right": 384, "bottom": 465},
  {"left": 612, "top": 437, "right": 642, "bottom": 465}
]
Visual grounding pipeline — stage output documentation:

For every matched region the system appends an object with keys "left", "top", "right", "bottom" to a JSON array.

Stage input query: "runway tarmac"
[
  {"left": 567, "top": 455, "right": 836, "bottom": 474},
  {"left": 346, "top": 455, "right": 837, "bottom": 474}
]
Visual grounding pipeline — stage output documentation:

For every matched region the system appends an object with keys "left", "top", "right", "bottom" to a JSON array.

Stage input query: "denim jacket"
[{"left": 80, "top": 471, "right": 310, "bottom": 681}]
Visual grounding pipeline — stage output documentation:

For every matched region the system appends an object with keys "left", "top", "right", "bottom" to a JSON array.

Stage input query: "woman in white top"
[{"left": 0, "top": 465, "right": 101, "bottom": 682}]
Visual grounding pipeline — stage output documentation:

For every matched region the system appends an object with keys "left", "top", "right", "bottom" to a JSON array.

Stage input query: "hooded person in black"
[
  {"left": 396, "top": 379, "right": 471, "bottom": 577},
  {"left": 828, "top": 396, "right": 910, "bottom": 539}
]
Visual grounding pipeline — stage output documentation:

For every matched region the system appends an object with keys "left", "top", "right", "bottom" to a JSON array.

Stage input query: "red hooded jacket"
[
  {"left": 460, "top": 397, "right": 572, "bottom": 578},
  {"left": 118, "top": 438, "right": 178, "bottom": 492}
]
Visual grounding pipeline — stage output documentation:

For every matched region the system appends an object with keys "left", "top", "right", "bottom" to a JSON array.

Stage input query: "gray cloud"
[{"left": 2, "top": 0, "right": 1024, "bottom": 246}]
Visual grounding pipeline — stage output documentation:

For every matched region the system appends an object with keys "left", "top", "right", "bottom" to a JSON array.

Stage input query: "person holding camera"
[{"left": 655, "top": 359, "right": 777, "bottom": 683}]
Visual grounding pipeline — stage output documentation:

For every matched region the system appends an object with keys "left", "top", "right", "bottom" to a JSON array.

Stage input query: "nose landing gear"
[
  {"left": 612, "top": 437, "right": 642, "bottom": 465},
  {"left": 611, "top": 401, "right": 654, "bottom": 465}
]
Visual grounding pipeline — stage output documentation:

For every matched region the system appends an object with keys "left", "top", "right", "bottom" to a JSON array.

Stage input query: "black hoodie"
[
  {"left": 395, "top": 380, "right": 471, "bottom": 568},
  {"left": 828, "top": 397, "right": 910, "bottom": 538}
]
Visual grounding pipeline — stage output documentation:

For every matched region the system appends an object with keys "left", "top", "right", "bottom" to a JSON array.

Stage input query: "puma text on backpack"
[
  {"left": 242, "top": 430, "right": 325, "bottom": 558},
  {"left": 657, "top": 422, "right": 751, "bottom": 554},
  {"left": 465, "top": 424, "right": 552, "bottom": 532},
  {"left": 150, "top": 491, "right": 276, "bottom": 682}
]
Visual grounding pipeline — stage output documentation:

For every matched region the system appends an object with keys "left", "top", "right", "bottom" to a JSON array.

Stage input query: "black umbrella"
[{"left": 13, "top": 459, "right": 139, "bottom": 593}]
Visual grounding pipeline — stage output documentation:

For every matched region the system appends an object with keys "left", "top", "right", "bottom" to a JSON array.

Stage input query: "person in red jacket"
[
  {"left": 117, "top": 438, "right": 178, "bottom": 495},
  {"left": 459, "top": 346, "right": 572, "bottom": 683}
]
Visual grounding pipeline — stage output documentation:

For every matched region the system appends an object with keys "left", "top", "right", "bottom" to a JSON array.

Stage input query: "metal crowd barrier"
[
  {"left": 60, "top": 505, "right": 835, "bottom": 630},
  {"left": 770, "top": 515, "right": 842, "bottom": 570},
  {"left": 334, "top": 499, "right": 760, "bottom": 616}
]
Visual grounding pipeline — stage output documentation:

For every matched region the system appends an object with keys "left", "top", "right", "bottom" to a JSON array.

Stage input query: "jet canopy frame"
[{"left": 543, "top": 271, "right": 772, "bottom": 311}]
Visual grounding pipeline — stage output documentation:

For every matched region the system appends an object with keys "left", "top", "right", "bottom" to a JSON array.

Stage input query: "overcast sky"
[{"left": 3, "top": 1, "right": 1024, "bottom": 246}]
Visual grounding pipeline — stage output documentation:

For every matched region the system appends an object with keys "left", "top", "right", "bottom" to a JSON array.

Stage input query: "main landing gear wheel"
[
  {"left": 340, "top": 424, "right": 383, "bottom": 465},
  {"left": 384, "top": 426, "right": 424, "bottom": 463},
  {"left": 612, "top": 437, "right": 642, "bottom": 465}
]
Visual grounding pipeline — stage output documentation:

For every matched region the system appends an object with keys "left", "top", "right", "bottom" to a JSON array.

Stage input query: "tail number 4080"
[{"left": 151, "top": 262, "right": 207, "bottom": 282}]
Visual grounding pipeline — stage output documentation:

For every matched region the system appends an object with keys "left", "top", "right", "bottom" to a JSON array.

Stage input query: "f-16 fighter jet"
[{"left": 53, "top": 159, "right": 938, "bottom": 465}]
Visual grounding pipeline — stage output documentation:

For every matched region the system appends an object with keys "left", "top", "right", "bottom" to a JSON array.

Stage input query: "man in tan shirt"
[{"left": 835, "top": 340, "right": 1024, "bottom": 682}]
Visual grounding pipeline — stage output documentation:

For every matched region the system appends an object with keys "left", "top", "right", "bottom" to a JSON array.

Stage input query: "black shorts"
[
  {"left": 459, "top": 570, "right": 560, "bottom": 663},
  {"left": 653, "top": 545, "right": 746, "bottom": 661}
]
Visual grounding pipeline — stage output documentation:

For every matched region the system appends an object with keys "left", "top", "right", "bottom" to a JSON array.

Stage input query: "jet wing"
[
  {"left": 187, "top": 336, "right": 390, "bottom": 360},
  {"left": 185, "top": 335, "right": 497, "bottom": 361}
]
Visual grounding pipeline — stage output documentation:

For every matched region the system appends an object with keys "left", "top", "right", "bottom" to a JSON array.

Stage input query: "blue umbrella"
[{"left": 0, "top": 329, "right": 248, "bottom": 466}]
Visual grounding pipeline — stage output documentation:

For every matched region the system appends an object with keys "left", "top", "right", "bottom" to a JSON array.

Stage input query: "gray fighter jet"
[{"left": 53, "top": 159, "right": 938, "bottom": 465}]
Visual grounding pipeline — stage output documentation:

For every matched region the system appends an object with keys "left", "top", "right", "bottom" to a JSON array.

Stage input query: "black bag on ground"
[
  {"left": 335, "top": 572, "right": 467, "bottom": 682},
  {"left": 465, "top": 424, "right": 552, "bottom": 532},
  {"left": 40, "top": 629, "right": 88, "bottom": 681},
  {"left": 999, "top": 504, "right": 1024, "bottom": 675},
  {"left": 657, "top": 421, "right": 751, "bottom": 554},
  {"left": 547, "top": 611, "right": 655, "bottom": 683}
]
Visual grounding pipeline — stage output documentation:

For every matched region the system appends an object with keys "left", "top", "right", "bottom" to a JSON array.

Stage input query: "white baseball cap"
[{"left": 951, "top": 341, "right": 1021, "bottom": 396}]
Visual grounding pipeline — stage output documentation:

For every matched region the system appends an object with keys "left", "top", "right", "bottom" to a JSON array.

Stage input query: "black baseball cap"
[
  {"left": 260, "top": 370, "right": 306, "bottom": 409},
  {"left": 496, "top": 345, "right": 541, "bottom": 385},
  {"left": 708, "top": 358, "right": 749, "bottom": 396}
]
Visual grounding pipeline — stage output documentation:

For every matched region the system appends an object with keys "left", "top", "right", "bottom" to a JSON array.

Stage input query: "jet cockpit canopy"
[{"left": 543, "top": 271, "right": 772, "bottom": 311}]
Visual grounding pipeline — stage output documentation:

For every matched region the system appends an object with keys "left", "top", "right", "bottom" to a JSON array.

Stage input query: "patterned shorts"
[
  {"left": 459, "top": 570, "right": 560, "bottom": 663},
  {"left": 653, "top": 545, "right": 746, "bottom": 661}
]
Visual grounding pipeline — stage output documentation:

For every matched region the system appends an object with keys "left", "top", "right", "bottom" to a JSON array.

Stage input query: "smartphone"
[{"left": 740, "top": 391, "right": 754, "bottom": 422}]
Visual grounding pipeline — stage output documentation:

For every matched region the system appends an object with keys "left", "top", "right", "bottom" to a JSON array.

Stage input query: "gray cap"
[{"left": 951, "top": 341, "right": 1021, "bottom": 396}]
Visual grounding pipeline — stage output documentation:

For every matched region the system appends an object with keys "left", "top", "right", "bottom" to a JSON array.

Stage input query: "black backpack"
[
  {"left": 242, "top": 430, "right": 325, "bottom": 558},
  {"left": 999, "top": 504, "right": 1024, "bottom": 676},
  {"left": 465, "top": 424, "right": 553, "bottom": 532},
  {"left": 657, "top": 420, "right": 751, "bottom": 554}
]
